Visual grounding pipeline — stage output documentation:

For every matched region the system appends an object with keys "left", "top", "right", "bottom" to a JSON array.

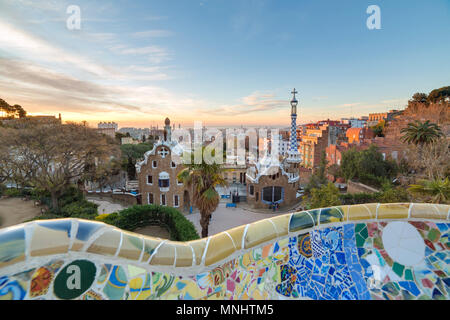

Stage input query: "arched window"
[{"left": 262, "top": 186, "right": 284, "bottom": 204}]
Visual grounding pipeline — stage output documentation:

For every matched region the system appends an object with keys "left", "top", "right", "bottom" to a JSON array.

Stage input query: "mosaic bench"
[{"left": 0, "top": 203, "right": 448, "bottom": 300}]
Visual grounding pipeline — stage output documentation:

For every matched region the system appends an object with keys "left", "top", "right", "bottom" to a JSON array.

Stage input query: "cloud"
[
  {"left": 111, "top": 45, "right": 172, "bottom": 64},
  {"left": 132, "top": 30, "right": 174, "bottom": 38},
  {"left": 197, "top": 91, "right": 287, "bottom": 116},
  {"left": 0, "top": 20, "right": 115, "bottom": 78},
  {"left": 0, "top": 57, "right": 205, "bottom": 119},
  {"left": 337, "top": 102, "right": 362, "bottom": 107}
]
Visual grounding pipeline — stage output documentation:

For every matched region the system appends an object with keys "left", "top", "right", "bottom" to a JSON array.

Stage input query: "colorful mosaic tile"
[{"left": 0, "top": 204, "right": 448, "bottom": 300}]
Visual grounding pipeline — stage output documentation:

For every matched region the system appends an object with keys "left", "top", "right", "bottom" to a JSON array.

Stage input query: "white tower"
[{"left": 287, "top": 89, "right": 301, "bottom": 163}]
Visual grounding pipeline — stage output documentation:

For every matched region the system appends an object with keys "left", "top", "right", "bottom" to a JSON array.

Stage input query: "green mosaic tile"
[
  {"left": 307, "top": 209, "right": 320, "bottom": 225},
  {"left": 355, "top": 223, "right": 366, "bottom": 233},
  {"left": 392, "top": 262, "right": 405, "bottom": 278},
  {"left": 360, "top": 226, "right": 369, "bottom": 239},
  {"left": 289, "top": 211, "right": 315, "bottom": 232},
  {"left": 405, "top": 269, "right": 414, "bottom": 281},
  {"left": 319, "top": 207, "right": 343, "bottom": 224},
  {"left": 356, "top": 234, "right": 366, "bottom": 247},
  {"left": 427, "top": 229, "right": 441, "bottom": 242}
]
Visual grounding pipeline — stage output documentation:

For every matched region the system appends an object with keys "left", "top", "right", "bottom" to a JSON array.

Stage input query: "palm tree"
[
  {"left": 177, "top": 154, "right": 227, "bottom": 238},
  {"left": 400, "top": 120, "right": 443, "bottom": 147},
  {"left": 408, "top": 178, "right": 450, "bottom": 204}
]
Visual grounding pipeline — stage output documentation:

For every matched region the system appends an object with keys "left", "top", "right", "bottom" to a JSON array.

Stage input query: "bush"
[
  {"left": 59, "top": 200, "right": 98, "bottom": 219},
  {"left": 4, "top": 188, "right": 21, "bottom": 197},
  {"left": 309, "top": 183, "right": 341, "bottom": 209},
  {"left": 339, "top": 192, "right": 380, "bottom": 205},
  {"left": 339, "top": 187, "right": 410, "bottom": 205},
  {"left": 96, "top": 205, "right": 200, "bottom": 241}
]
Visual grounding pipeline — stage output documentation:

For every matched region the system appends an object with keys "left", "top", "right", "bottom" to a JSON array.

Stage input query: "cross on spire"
[
  {"left": 158, "top": 147, "right": 169, "bottom": 158},
  {"left": 291, "top": 88, "right": 298, "bottom": 99}
]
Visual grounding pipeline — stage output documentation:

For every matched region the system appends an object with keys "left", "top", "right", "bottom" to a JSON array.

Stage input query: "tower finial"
[{"left": 291, "top": 88, "right": 298, "bottom": 99}]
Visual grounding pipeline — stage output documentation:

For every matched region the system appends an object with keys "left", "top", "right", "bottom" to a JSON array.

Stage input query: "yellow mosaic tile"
[
  {"left": 30, "top": 224, "right": 70, "bottom": 257},
  {"left": 410, "top": 203, "right": 448, "bottom": 220},
  {"left": 188, "top": 239, "right": 207, "bottom": 265},
  {"left": 86, "top": 229, "right": 122, "bottom": 256},
  {"left": 340, "top": 205, "right": 349, "bottom": 221},
  {"left": 149, "top": 242, "right": 175, "bottom": 265},
  {"left": 348, "top": 204, "right": 374, "bottom": 221},
  {"left": 244, "top": 220, "right": 277, "bottom": 249},
  {"left": 362, "top": 203, "right": 378, "bottom": 219},
  {"left": 268, "top": 214, "right": 291, "bottom": 236},
  {"left": 204, "top": 232, "right": 235, "bottom": 266},
  {"left": 434, "top": 204, "right": 450, "bottom": 220},
  {"left": 117, "top": 232, "right": 143, "bottom": 261},
  {"left": 377, "top": 203, "right": 409, "bottom": 219},
  {"left": 173, "top": 242, "right": 193, "bottom": 267},
  {"left": 141, "top": 238, "right": 163, "bottom": 262},
  {"left": 226, "top": 225, "right": 246, "bottom": 250}
]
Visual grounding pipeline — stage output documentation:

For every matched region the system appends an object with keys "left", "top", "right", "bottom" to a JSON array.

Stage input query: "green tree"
[
  {"left": 340, "top": 147, "right": 360, "bottom": 181},
  {"left": 400, "top": 120, "right": 443, "bottom": 147},
  {"left": 427, "top": 86, "right": 450, "bottom": 103},
  {"left": 309, "top": 182, "right": 341, "bottom": 209},
  {"left": 410, "top": 92, "right": 428, "bottom": 103},
  {"left": 315, "top": 150, "right": 328, "bottom": 184},
  {"left": 408, "top": 178, "right": 450, "bottom": 204},
  {"left": 177, "top": 150, "right": 227, "bottom": 238},
  {"left": 340, "top": 145, "right": 398, "bottom": 188},
  {"left": 120, "top": 142, "right": 154, "bottom": 179},
  {"left": 370, "top": 120, "right": 385, "bottom": 137}
]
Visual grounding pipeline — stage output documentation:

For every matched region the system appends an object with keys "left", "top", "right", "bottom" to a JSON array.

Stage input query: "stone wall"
[
  {"left": 347, "top": 180, "right": 380, "bottom": 194},
  {"left": 0, "top": 203, "right": 448, "bottom": 300},
  {"left": 86, "top": 191, "right": 139, "bottom": 206}
]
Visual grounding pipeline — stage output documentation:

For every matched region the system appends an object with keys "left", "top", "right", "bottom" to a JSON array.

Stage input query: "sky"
[{"left": 0, "top": 0, "right": 449, "bottom": 128}]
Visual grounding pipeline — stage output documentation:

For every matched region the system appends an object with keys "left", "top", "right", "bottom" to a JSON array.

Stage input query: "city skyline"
[{"left": 0, "top": 0, "right": 449, "bottom": 127}]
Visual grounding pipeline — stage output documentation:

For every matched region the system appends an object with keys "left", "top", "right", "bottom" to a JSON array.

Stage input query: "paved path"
[
  {"left": 185, "top": 201, "right": 291, "bottom": 237},
  {"left": 0, "top": 198, "right": 41, "bottom": 229},
  {"left": 86, "top": 197, "right": 129, "bottom": 215}
]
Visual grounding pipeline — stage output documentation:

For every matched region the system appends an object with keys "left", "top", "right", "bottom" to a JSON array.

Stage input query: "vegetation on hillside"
[{"left": 340, "top": 145, "right": 398, "bottom": 188}]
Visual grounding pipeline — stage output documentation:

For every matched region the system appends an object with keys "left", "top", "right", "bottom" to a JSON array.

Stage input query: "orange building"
[{"left": 346, "top": 127, "right": 375, "bottom": 144}]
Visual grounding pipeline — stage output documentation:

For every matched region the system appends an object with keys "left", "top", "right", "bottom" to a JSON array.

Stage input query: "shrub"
[
  {"left": 5, "top": 188, "right": 21, "bottom": 197},
  {"left": 309, "top": 183, "right": 341, "bottom": 209},
  {"left": 339, "top": 192, "right": 380, "bottom": 205},
  {"left": 59, "top": 200, "right": 98, "bottom": 219},
  {"left": 96, "top": 205, "right": 200, "bottom": 241}
]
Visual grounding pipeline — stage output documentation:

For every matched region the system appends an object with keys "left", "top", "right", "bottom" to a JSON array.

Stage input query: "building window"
[
  {"left": 148, "top": 193, "right": 154, "bottom": 205},
  {"left": 262, "top": 186, "right": 283, "bottom": 203},
  {"left": 177, "top": 177, "right": 183, "bottom": 185},
  {"left": 174, "top": 195, "right": 179, "bottom": 207},
  {"left": 158, "top": 172, "right": 170, "bottom": 191},
  {"left": 249, "top": 185, "right": 254, "bottom": 195},
  {"left": 161, "top": 194, "right": 166, "bottom": 206},
  {"left": 159, "top": 179, "right": 169, "bottom": 188},
  {"left": 152, "top": 160, "right": 157, "bottom": 168},
  {"left": 171, "top": 161, "right": 176, "bottom": 168},
  {"left": 147, "top": 175, "right": 153, "bottom": 185}
]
